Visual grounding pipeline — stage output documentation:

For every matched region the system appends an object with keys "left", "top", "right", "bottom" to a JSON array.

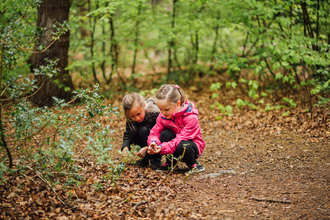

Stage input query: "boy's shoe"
[
  {"left": 156, "top": 161, "right": 177, "bottom": 172},
  {"left": 134, "top": 158, "right": 149, "bottom": 167},
  {"left": 150, "top": 158, "right": 161, "bottom": 169},
  {"left": 189, "top": 163, "right": 205, "bottom": 173}
]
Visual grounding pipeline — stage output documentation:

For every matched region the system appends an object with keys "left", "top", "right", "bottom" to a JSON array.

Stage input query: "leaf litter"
[{"left": 1, "top": 74, "right": 330, "bottom": 219}]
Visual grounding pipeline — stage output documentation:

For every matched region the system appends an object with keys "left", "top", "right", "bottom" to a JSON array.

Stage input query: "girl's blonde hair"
[
  {"left": 155, "top": 84, "right": 188, "bottom": 106},
  {"left": 122, "top": 93, "right": 145, "bottom": 129}
]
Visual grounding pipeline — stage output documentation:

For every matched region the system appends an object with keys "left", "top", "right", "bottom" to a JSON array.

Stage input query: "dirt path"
[
  {"left": 112, "top": 125, "right": 329, "bottom": 219},
  {"left": 169, "top": 127, "right": 330, "bottom": 219}
]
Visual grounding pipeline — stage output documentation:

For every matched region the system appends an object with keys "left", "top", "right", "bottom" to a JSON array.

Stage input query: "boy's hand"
[
  {"left": 122, "top": 147, "right": 129, "bottom": 157},
  {"left": 135, "top": 146, "right": 148, "bottom": 158},
  {"left": 148, "top": 143, "right": 161, "bottom": 154}
]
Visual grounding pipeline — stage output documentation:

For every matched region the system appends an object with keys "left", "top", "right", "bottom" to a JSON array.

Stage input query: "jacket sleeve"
[
  {"left": 160, "top": 114, "right": 200, "bottom": 155},
  {"left": 147, "top": 115, "right": 164, "bottom": 146},
  {"left": 121, "top": 123, "right": 132, "bottom": 151}
]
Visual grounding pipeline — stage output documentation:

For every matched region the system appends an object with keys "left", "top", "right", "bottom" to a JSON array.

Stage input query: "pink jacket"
[{"left": 147, "top": 101, "right": 205, "bottom": 157}]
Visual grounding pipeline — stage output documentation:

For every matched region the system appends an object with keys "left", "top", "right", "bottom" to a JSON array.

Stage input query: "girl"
[
  {"left": 121, "top": 93, "right": 161, "bottom": 168},
  {"left": 147, "top": 84, "right": 205, "bottom": 172}
]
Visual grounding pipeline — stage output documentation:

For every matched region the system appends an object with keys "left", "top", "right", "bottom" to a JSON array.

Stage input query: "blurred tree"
[{"left": 30, "top": 0, "right": 74, "bottom": 107}]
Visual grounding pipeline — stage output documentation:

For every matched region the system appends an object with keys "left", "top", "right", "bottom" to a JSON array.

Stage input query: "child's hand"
[
  {"left": 147, "top": 142, "right": 156, "bottom": 154},
  {"left": 135, "top": 146, "right": 148, "bottom": 158},
  {"left": 122, "top": 147, "right": 129, "bottom": 157},
  {"left": 148, "top": 143, "right": 161, "bottom": 154}
]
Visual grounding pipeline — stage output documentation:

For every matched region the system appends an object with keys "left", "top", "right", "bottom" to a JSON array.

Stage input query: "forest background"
[{"left": 0, "top": 0, "right": 329, "bottom": 219}]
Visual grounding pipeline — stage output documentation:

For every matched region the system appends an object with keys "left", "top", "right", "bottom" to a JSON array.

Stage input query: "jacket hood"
[
  {"left": 172, "top": 101, "right": 198, "bottom": 119},
  {"left": 145, "top": 97, "right": 160, "bottom": 114}
]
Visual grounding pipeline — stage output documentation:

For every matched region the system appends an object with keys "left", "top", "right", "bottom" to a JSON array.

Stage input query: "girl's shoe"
[
  {"left": 134, "top": 158, "right": 149, "bottom": 167},
  {"left": 150, "top": 158, "right": 161, "bottom": 169},
  {"left": 189, "top": 163, "right": 205, "bottom": 173}
]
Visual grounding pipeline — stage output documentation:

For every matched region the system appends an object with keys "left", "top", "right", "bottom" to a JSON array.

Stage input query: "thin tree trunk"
[
  {"left": 101, "top": 13, "right": 106, "bottom": 82},
  {"left": 143, "top": 49, "right": 157, "bottom": 73},
  {"left": 88, "top": 0, "right": 100, "bottom": 85},
  {"left": 210, "top": 23, "right": 219, "bottom": 71},
  {"left": 173, "top": 45, "right": 181, "bottom": 71},
  {"left": 316, "top": 0, "right": 320, "bottom": 49},
  {"left": 167, "top": 0, "right": 177, "bottom": 83},
  {"left": 193, "top": 30, "right": 198, "bottom": 65},
  {"left": 108, "top": 14, "right": 116, "bottom": 84},
  {"left": 132, "top": 1, "right": 142, "bottom": 76}
]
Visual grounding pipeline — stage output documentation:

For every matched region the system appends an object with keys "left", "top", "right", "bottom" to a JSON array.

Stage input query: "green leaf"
[
  {"left": 215, "top": 116, "right": 222, "bottom": 120},
  {"left": 275, "top": 73, "right": 283, "bottom": 80},
  {"left": 282, "top": 111, "right": 290, "bottom": 117},
  {"left": 55, "top": 162, "right": 62, "bottom": 172},
  {"left": 139, "top": 91, "right": 147, "bottom": 96},
  {"left": 236, "top": 99, "right": 246, "bottom": 109},
  {"left": 211, "top": 93, "right": 218, "bottom": 99},
  {"left": 264, "top": 104, "right": 274, "bottom": 111},
  {"left": 210, "top": 82, "right": 222, "bottom": 91},
  {"left": 248, "top": 90, "right": 259, "bottom": 99},
  {"left": 261, "top": 92, "right": 268, "bottom": 97},
  {"left": 239, "top": 78, "right": 247, "bottom": 83}
]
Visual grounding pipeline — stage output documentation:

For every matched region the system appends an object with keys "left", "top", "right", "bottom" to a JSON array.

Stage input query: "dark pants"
[
  {"left": 160, "top": 129, "right": 199, "bottom": 166},
  {"left": 130, "top": 125, "right": 161, "bottom": 160}
]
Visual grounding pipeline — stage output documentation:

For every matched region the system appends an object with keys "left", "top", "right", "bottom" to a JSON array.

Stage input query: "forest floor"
[{"left": 1, "top": 72, "right": 330, "bottom": 219}]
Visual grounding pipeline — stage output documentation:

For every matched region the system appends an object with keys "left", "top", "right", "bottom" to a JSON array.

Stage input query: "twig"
[
  {"left": 27, "top": 166, "right": 67, "bottom": 206},
  {"left": 121, "top": 191, "right": 136, "bottom": 204},
  {"left": 22, "top": 174, "right": 39, "bottom": 185},
  {"left": 74, "top": 147, "right": 88, "bottom": 163},
  {"left": 250, "top": 196, "right": 292, "bottom": 203},
  {"left": 39, "top": 172, "right": 84, "bottom": 176},
  {"left": 133, "top": 200, "right": 147, "bottom": 211}
]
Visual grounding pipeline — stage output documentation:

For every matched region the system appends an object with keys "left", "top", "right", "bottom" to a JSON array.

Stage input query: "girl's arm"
[
  {"left": 160, "top": 114, "right": 200, "bottom": 155},
  {"left": 147, "top": 115, "right": 164, "bottom": 146},
  {"left": 121, "top": 123, "right": 132, "bottom": 151}
]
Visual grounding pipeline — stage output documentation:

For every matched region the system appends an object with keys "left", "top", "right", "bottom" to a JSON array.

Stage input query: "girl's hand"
[
  {"left": 147, "top": 142, "right": 157, "bottom": 154},
  {"left": 148, "top": 143, "right": 161, "bottom": 154},
  {"left": 122, "top": 147, "right": 129, "bottom": 157},
  {"left": 135, "top": 146, "right": 148, "bottom": 158}
]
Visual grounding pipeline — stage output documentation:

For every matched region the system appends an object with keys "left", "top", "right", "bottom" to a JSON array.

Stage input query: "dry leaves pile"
[{"left": 1, "top": 74, "right": 329, "bottom": 219}]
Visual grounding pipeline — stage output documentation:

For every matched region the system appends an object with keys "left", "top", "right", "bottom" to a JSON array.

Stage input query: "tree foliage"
[{"left": 0, "top": 0, "right": 121, "bottom": 187}]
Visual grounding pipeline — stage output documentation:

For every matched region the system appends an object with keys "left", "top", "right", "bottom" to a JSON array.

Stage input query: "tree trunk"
[{"left": 31, "top": 0, "right": 74, "bottom": 107}]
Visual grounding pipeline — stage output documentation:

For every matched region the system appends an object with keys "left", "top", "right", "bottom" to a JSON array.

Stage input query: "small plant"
[
  {"left": 315, "top": 96, "right": 330, "bottom": 108},
  {"left": 264, "top": 103, "right": 283, "bottom": 112},
  {"left": 282, "top": 97, "right": 296, "bottom": 108},
  {"left": 236, "top": 99, "right": 259, "bottom": 110},
  {"left": 282, "top": 111, "right": 290, "bottom": 117},
  {"left": 210, "top": 82, "right": 222, "bottom": 99},
  {"left": 119, "top": 144, "right": 141, "bottom": 164},
  {"left": 210, "top": 102, "right": 233, "bottom": 118},
  {"left": 92, "top": 181, "right": 104, "bottom": 191}
]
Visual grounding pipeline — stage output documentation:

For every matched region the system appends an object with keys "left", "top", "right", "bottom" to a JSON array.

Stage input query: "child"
[
  {"left": 147, "top": 84, "right": 205, "bottom": 172},
  {"left": 121, "top": 93, "right": 161, "bottom": 168}
]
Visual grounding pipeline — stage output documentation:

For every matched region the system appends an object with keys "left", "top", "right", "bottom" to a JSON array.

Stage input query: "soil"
[{"left": 1, "top": 74, "right": 330, "bottom": 219}]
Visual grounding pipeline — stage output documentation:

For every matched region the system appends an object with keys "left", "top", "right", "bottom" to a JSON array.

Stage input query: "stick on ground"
[{"left": 250, "top": 196, "right": 292, "bottom": 203}]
